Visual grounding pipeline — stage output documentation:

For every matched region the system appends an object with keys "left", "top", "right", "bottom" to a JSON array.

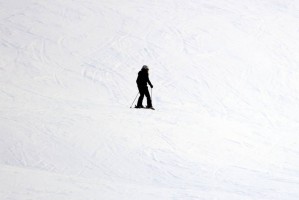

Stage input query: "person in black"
[{"left": 135, "top": 65, "right": 153, "bottom": 108}]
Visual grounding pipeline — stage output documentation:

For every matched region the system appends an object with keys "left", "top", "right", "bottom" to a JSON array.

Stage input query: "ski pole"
[
  {"left": 151, "top": 88, "right": 153, "bottom": 104},
  {"left": 130, "top": 92, "right": 139, "bottom": 108}
]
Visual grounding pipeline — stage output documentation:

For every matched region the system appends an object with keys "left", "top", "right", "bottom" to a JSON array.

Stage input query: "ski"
[
  {"left": 146, "top": 107, "right": 155, "bottom": 110},
  {"left": 134, "top": 105, "right": 155, "bottom": 110}
]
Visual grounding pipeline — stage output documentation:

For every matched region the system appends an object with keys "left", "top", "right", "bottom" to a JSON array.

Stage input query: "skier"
[{"left": 135, "top": 65, "right": 154, "bottom": 109}]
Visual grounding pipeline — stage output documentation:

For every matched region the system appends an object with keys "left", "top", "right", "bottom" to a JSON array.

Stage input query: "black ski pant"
[{"left": 137, "top": 86, "right": 152, "bottom": 107}]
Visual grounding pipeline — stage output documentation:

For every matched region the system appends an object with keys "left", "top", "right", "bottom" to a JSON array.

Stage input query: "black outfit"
[{"left": 136, "top": 69, "right": 153, "bottom": 107}]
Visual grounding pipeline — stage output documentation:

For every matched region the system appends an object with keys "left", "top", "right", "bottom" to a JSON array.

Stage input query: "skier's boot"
[
  {"left": 146, "top": 105, "right": 154, "bottom": 110},
  {"left": 135, "top": 105, "right": 144, "bottom": 109}
]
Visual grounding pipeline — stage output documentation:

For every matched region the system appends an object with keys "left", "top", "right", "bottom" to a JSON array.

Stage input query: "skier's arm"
[{"left": 147, "top": 74, "right": 153, "bottom": 88}]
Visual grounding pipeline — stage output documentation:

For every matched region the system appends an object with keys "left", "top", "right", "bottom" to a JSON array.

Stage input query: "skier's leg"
[
  {"left": 144, "top": 87, "right": 152, "bottom": 107},
  {"left": 137, "top": 87, "right": 145, "bottom": 107}
]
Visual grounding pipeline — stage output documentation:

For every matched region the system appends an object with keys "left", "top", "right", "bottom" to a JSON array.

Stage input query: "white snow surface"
[{"left": 1, "top": 0, "right": 299, "bottom": 199}]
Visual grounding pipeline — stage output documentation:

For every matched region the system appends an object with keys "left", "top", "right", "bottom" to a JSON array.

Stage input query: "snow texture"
[{"left": 1, "top": 0, "right": 299, "bottom": 199}]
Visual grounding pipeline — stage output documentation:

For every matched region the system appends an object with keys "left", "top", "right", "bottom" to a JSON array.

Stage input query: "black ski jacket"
[{"left": 136, "top": 69, "right": 152, "bottom": 88}]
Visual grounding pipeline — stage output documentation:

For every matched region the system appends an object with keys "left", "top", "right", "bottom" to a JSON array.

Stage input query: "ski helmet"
[{"left": 142, "top": 65, "right": 149, "bottom": 70}]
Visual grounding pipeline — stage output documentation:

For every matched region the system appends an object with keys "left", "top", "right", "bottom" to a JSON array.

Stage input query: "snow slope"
[{"left": 1, "top": 0, "right": 299, "bottom": 199}]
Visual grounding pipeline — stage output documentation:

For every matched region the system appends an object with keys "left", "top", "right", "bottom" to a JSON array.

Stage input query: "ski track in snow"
[{"left": 1, "top": 0, "right": 299, "bottom": 199}]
